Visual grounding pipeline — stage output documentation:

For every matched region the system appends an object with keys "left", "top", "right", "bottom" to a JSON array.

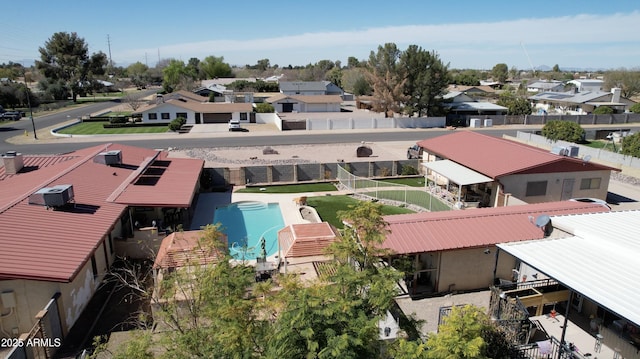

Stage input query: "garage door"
[{"left": 202, "top": 113, "right": 232, "bottom": 123}]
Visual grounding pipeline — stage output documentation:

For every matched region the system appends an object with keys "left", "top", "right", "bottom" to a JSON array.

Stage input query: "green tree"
[
  {"left": 629, "top": 103, "right": 640, "bottom": 113},
  {"left": 491, "top": 63, "right": 509, "bottom": 83},
  {"left": 127, "top": 62, "right": 150, "bottom": 88},
  {"left": 552, "top": 64, "right": 560, "bottom": 72},
  {"left": 255, "top": 102, "right": 274, "bottom": 113},
  {"left": 199, "top": 55, "right": 233, "bottom": 79},
  {"left": 425, "top": 305, "right": 488, "bottom": 359},
  {"left": 621, "top": 132, "right": 640, "bottom": 157},
  {"left": 541, "top": 120, "right": 585, "bottom": 143},
  {"left": 162, "top": 59, "right": 186, "bottom": 92},
  {"left": 496, "top": 91, "right": 532, "bottom": 115},
  {"left": 366, "top": 43, "right": 408, "bottom": 117},
  {"left": 592, "top": 105, "right": 614, "bottom": 114},
  {"left": 36, "top": 32, "right": 107, "bottom": 101},
  {"left": 347, "top": 56, "right": 361, "bottom": 68},
  {"left": 400, "top": 45, "right": 449, "bottom": 116},
  {"left": 326, "top": 66, "right": 343, "bottom": 88},
  {"left": 185, "top": 57, "right": 201, "bottom": 80}
]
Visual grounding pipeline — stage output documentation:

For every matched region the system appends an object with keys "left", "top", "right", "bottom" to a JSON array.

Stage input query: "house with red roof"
[
  {"left": 381, "top": 201, "right": 609, "bottom": 297},
  {"left": 417, "top": 131, "right": 617, "bottom": 207},
  {"left": 0, "top": 144, "right": 203, "bottom": 348}
]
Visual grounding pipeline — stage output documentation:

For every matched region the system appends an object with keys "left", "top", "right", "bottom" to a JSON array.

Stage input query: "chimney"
[
  {"left": 156, "top": 94, "right": 164, "bottom": 104},
  {"left": 611, "top": 87, "right": 622, "bottom": 103},
  {"left": 2, "top": 151, "right": 24, "bottom": 175}
]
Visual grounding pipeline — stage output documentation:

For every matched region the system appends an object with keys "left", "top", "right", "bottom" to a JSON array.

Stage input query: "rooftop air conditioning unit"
[
  {"left": 567, "top": 145, "right": 579, "bottom": 157},
  {"left": 93, "top": 150, "right": 122, "bottom": 166},
  {"left": 550, "top": 146, "right": 567, "bottom": 156},
  {"left": 29, "top": 184, "right": 74, "bottom": 207}
]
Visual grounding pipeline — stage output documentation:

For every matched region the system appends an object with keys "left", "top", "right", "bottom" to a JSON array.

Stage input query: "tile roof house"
[
  {"left": 0, "top": 144, "right": 203, "bottom": 346},
  {"left": 529, "top": 87, "right": 635, "bottom": 114},
  {"left": 135, "top": 90, "right": 255, "bottom": 124},
  {"left": 416, "top": 131, "right": 617, "bottom": 207},
  {"left": 381, "top": 201, "right": 609, "bottom": 296},
  {"left": 443, "top": 91, "right": 508, "bottom": 116}
]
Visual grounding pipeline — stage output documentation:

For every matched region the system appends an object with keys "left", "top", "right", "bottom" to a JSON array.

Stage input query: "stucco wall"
[
  {"left": 0, "top": 280, "right": 60, "bottom": 338},
  {"left": 500, "top": 170, "right": 611, "bottom": 203},
  {"left": 436, "top": 247, "right": 517, "bottom": 293}
]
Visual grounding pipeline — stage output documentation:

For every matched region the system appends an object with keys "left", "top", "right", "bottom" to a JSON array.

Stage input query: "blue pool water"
[{"left": 213, "top": 201, "right": 285, "bottom": 260}]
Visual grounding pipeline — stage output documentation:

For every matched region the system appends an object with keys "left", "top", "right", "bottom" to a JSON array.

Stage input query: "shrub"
[
  {"left": 108, "top": 116, "right": 128, "bottom": 124},
  {"left": 541, "top": 120, "right": 585, "bottom": 143},
  {"left": 593, "top": 106, "right": 614, "bottom": 114},
  {"left": 255, "top": 102, "right": 275, "bottom": 113},
  {"left": 400, "top": 165, "right": 419, "bottom": 175},
  {"left": 629, "top": 103, "right": 640, "bottom": 113},
  {"left": 168, "top": 116, "right": 186, "bottom": 132},
  {"left": 621, "top": 132, "right": 640, "bottom": 158}
]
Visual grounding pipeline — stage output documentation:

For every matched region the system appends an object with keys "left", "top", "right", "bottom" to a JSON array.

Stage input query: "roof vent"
[
  {"left": 2, "top": 151, "right": 24, "bottom": 174},
  {"left": 93, "top": 150, "right": 122, "bottom": 166},
  {"left": 29, "top": 184, "right": 75, "bottom": 208}
]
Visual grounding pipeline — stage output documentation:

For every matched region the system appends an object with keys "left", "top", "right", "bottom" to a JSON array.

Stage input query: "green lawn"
[
  {"left": 581, "top": 140, "right": 618, "bottom": 151},
  {"left": 236, "top": 183, "right": 338, "bottom": 193},
  {"left": 360, "top": 189, "right": 451, "bottom": 212},
  {"left": 306, "top": 195, "right": 414, "bottom": 229},
  {"left": 57, "top": 121, "right": 170, "bottom": 135},
  {"left": 378, "top": 177, "right": 426, "bottom": 187}
]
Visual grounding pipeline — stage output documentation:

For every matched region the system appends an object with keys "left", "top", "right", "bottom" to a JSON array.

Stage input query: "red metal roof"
[
  {"left": 154, "top": 230, "right": 226, "bottom": 269},
  {"left": 0, "top": 154, "right": 78, "bottom": 181},
  {"left": 416, "top": 131, "right": 615, "bottom": 178},
  {"left": 381, "top": 201, "right": 610, "bottom": 255},
  {"left": 278, "top": 222, "right": 339, "bottom": 258},
  {"left": 0, "top": 143, "right": 203, "bottom": 282}
]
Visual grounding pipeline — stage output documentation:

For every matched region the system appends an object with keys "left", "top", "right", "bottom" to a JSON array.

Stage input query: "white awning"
[
  {"left": 498, "top": 211, "right": 640, "bottom": 327},
  {"left": 423, "top": 160, "right": 493, "bottom": 186}
]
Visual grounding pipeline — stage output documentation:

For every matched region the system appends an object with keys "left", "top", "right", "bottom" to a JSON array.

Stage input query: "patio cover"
[
  {"left": 497, "top": 211, "right": 640, "bottom": 327},
  {"left": 423, "top": 159, "right": 493, "bottom": 186}
]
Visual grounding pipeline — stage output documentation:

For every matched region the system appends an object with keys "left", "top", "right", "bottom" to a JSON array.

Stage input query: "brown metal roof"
[
  {"left": 0, "top": 144, "right": 203, "bottom": 282},
  {"left": 154, "top": 230, "right": 227, "bottom": 269},
  {"left": 381, "top": 201, "right": 610, "bottom": 255},
  {"left": 278, "top": 222, "right": 339, "bottom": 258},
  {"left": 417, "top": 131, "right": 616, "bottom": 178}
]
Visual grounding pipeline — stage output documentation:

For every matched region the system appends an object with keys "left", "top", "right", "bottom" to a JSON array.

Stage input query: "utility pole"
[
  {"left": 23, "top": 68, "right": 37, "bottom": 139},
  {"left": 107, "top": 34, "right": 113, "bottom": 72}
]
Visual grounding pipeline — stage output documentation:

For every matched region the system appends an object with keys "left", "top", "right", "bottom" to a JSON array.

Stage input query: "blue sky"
[{"left": 2, "top": 0, "right": 639, "bottom": 71}]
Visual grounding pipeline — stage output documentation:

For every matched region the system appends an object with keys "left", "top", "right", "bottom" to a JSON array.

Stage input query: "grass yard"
[
  {"left": 360, "top": 189, "right": 451, "bottom": 212},
  {"left": 57, "top": 121, "right": 170, "bottom": 135},
  {"left": 581, "top": 140, "right": 619, "bottom": 151},
  {"left": 236, "top": 183, "right": 338, "bottom": 193},
  {"left": 306, "top": 195, "right": 414, "bottom": 229},
  {"left": 378, "top": 177, "right": 427, "bottom": 187}
]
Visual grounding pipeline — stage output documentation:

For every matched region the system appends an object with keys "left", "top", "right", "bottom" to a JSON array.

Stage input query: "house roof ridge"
[{"left": 106, "top": 151, "right": 160, "bottom": 203}]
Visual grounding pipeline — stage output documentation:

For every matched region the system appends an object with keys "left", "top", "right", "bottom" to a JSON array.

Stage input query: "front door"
[
  {"left": 282, "top": 103, "right": 294, "bottom": 112},
  {"left": 561, "top": 178, "right": 575, "bottom": 200}
]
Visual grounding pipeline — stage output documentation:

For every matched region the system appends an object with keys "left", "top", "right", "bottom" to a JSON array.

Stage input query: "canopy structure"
[
  {"left": 498, "top": 211, "right": 640, "bottom": 327},
  {"left": 423, "top": 160, "right": 493, "bottom": 203}
]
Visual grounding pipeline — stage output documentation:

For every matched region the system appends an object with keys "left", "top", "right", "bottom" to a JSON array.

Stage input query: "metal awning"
[
  {"left": 498, "top": 211, "right": 640, "bottom": 327},
  {"left": 423, "top": 159, "right": 493, "bottom": 186}
]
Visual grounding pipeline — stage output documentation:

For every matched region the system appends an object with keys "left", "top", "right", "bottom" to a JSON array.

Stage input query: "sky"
[{"left": 2, "top": 0, "right": 640, "bottom": 71}]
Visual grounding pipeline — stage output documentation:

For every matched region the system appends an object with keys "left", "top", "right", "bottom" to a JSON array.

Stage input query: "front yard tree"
[
  {"left": 605, "top": 68, "right": 640, "bottom": 98},
  {"left": 127, "top": 62, "right": 149, "bottom": 88},
  {"left": 542, "top": 120, "right": 585, "bottom": 143},
  {"left": 366, "top": 43, "right": 408, "bottom": 117},
  {"left": 36, "top": 32, "right": 107, "bottom": 101},
  {"left": 496, "top": 91, "right": 532, "bottom": 115},
  {"left": 400, "top": 45, "right": 449, "bottom": 116}
]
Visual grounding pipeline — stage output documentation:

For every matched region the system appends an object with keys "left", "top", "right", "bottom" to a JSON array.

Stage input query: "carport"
[{"left": 423, "top": 159, "right": 493, "bottom": 204}]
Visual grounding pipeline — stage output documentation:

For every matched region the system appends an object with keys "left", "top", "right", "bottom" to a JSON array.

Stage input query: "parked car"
[
  {"left": 228, "top": 120, "right": 248, "bottom": 132},
  {"left": 1, "top": 111, "right": 21, "bottom": 120}
]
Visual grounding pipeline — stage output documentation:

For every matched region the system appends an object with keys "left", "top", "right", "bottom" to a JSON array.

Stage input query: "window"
[
  {"left": 240, "top": 112, "right": 247, "bottom": 121},
  {"left": 176, "top": 112, "right": 187, "bottom": 119},
  {"left": 91, "top": 255, "right": 98, "bottom": 279},
  {"left": 161, "top": 113, "right": 170, "bottom": 120},
  {"left": 148, "top": 113, "right": 158, "bottom": 120},
  {"left": 580, "top": 178, "right": 601, "bottom": 190},
  {"left": 526, "top": 181, "right": 547, "bottom": 196}
]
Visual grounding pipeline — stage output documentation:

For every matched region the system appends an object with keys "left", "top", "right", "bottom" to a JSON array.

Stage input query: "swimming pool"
[{"left": 213, "top": 201, "right": 285, "bottom": 260}]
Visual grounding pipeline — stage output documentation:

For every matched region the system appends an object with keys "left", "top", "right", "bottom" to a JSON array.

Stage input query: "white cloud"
[{"left": 116, "top": 11, "right": 640, "bottom": 69}]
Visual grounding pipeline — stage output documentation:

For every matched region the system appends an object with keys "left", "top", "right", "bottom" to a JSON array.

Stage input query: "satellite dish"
[
  {"left": 535, "top": 215, "right": 552, "bottom": 237},
  {"left": 583, "top": 154, "right": 592, "bottom": 163}
]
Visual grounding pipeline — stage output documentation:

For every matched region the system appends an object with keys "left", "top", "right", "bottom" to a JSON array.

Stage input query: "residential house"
[
  {"left": 380, "top": 201, "right": 609, "bottom": 297},
  {"left": 416, "top": 131, "right": 616, "bottom": 207},
  {"left": 279, "top": 81, "right": 344, "bottom": 96},
  {"left": 567, "top": 79, "right": 604, "bottom": 92},
  {"left": 0, "top": 144, "right": 203, "bottom": 350},
  {"left": 446, "top": 85, "right": 497, "bottom": 97},
  {"left": 529, "top": 87, "right": 635, "bottom": 114},
  {"left": 267, "top": 94, "right": 343, "bottom": 113},
  {"left": 135, "top": 90, "right": 255, "bottom": 124},
  {"left": 443, "top": 91, "right": 508, "bottom": 116},
  {"left": 526, "top": 80, "right": 565, "bottom": 93},
  {"left": 496, "top": 210, "right": 640, "bottom": 358}
]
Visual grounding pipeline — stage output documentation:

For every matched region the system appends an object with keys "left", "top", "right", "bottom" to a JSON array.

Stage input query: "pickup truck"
[{"left": 407, "top": 144, "right": 423, "bottom": 159}]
